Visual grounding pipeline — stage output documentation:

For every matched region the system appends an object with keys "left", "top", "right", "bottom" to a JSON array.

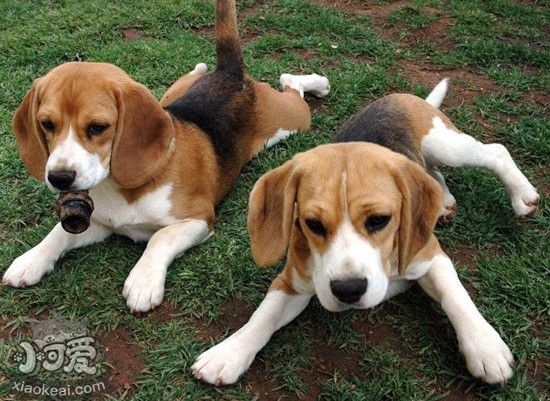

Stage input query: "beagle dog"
[
  {"left": 3, "top": 0, "right": 330, "bottom": 313},
  {"left": 192, "top": 80, "right": 539, "bottom": 385}
]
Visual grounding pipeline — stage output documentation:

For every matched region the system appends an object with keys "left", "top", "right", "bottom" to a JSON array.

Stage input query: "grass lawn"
[{"left": 0, "top": 0, "right": 548, "bottom": 400}]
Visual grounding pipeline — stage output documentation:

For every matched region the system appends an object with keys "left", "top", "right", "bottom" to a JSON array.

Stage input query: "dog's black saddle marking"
[
  {"left": 164, "top": 71, "right": 255, "bottom": 162},
  {"left": 332, "top": 96, "right": 422, "bottom": 165}
]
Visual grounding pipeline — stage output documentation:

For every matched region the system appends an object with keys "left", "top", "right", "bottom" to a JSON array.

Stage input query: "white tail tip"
[
  {"left": 425, "top": 78, "right": 449, "bottom": 109},
  {"left": 192, "top": 63, "right": 208, "bottom": 75}
]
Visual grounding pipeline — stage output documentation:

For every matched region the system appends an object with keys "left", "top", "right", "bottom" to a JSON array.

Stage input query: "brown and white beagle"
[
  {"left": 3, "top": 0, "right": 330, "bottom": 313},
  {"left": 192, "top": 80, "right": 539, "bottom": 385}
]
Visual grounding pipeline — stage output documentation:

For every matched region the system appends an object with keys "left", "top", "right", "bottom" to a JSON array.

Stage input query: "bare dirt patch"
[
  {"left": 389, "top": 7, "right": 455, "bottom": 52},
  {"left": 122, "top": 28, "right": 151, "bottom": 42},
  {"left": 0, "top": 316, "right": 33, "bottom": 340},
  {"left": 244, "top": 336, "right": 366, "bottom": 401},
  {"left": 357, "top": 2, "right": 455, "bottom": 52},
  {"left": 97, "top": 326, "right": 145, "bottom": 394},
  {"left": 528, "top": 321, "right": 548, "bottom": 391},
  {"left": 146, "top": 300, "right": 181, "bottom": 324},
  {"left": 523, "top": 89, "right": 550, "bottom": 108},
  {"left": 197, "top": 298, "right": 255, "bottom": 343},
  {"left": 441, "top": 381, "right": 480, "bottom": 401},
  {"left": 190, "top": 24, "right": 215, "bottom": 37},
  {"left": 1, "top": 314, "right": 145, "bottom": 398},
  {"left": 414, "top": 11, "right": 455, "bottom": 50},
  {"left": 245, "top": 362, "right": 286, "bottom": 401},
  {"left": 445, "top": 242, "right": 479, "bottom": 273},
  {"left": 397, "top": 60, "right": 499, "bottom": 109},
  {"left": 200, "top": 300, "right": 401, "bottom": 400},
  {"left": 310, "top": 0, "right": 373, "bottom": 16},
  {"left": 531, "top": 164, "right": 549, "bottom": 198},
  {"left": 362, "top": 321, "right": 400, "bottom": 346},
  {"left": 480, "top": 242, "right": 506, "bottom": 260},
  {"left": 191, "top": 2, "right": 262, "bottom": 43}
]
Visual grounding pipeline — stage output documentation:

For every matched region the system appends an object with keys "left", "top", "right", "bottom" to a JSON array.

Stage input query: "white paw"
[
  {"left": 122, "top": 262, "right": 165, "bottom": 313},
  {"left": 309, "top": 74, "right": 330, "bottom": 97},
  {"left": 438, "top": 201, "right": 457, "bottom": 225},
  {"left": 3, "top": 249, "right": 53, "bottom": 287},
  {"left": 511, "top": 184, "right": 539, "bottom": 217},
  {"left": 308, "top": 74, "right": 330, "bottom": 98},
  {"left": 459, "top": 324, "right": 514, "bottom": 384},
  {"left": 280, "top": 73, "right": 304, "bottom": 97},
  {"left": 192, "top": 336, "right": 254, "bottom": 386},
  {"left": 280, "top": 73, "right": 330, "bottom": 98}
]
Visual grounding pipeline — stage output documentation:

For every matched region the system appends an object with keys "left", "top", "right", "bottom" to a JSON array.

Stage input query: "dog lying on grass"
[
  {"left": 3, "top": 0, "right": 329, "bottom": 313},
  {"left": 193, "top": 79, "right": 539, "bottom": 385}
]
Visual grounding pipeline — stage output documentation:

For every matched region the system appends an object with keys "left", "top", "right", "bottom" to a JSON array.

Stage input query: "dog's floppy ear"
[
  {"left": 248, "top": 159, "right": 302, "bottom": 266},
  {"left": 13, "top": 79, "right": 48, "bottom": 180},
  {"left": 111, "top": 83, "right": 174, "bottom": 189},
  {"left": 393, "top": 158, "right": 443, "bottom": 274}
]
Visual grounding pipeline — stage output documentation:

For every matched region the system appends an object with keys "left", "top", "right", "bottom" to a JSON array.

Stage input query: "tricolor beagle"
[
  {"left": 3, "top": 0, "right": 330, "bottom": 313},
  {"left": 192, "top": 79, "right": 539, "bottom": 385}
]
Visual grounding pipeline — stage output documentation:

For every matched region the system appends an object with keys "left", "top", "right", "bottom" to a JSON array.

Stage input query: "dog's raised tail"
[
  {"left": 425, "top": 78, "right": 449, "bottom": 109},
  {"left": 215, "top": 0, "right": 244, "bottom": 80}
]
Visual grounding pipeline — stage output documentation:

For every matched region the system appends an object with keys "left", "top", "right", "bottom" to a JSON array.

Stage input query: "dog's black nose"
[
  {"left": 330, "top": 278, "right": 368, "bottom": 304},
  {"left": 48, "top": 170, "right": 76, "bottom": 190}
]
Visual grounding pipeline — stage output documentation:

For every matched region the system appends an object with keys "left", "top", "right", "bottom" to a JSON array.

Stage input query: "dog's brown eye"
[
  {"left": 41, "top": 120, "right": 55, "bottom": 131},
  {"left": 305, "top": 218, "right": 327, "bottom": 237},
  {"left": 87, "top": 124, "right": 108, "bottom": 137},
  {"left": 365, "top": 215, "right": 391, "bottom": 233}
]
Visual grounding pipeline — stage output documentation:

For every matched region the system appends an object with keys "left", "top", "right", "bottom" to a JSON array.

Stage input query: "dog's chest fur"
[{"left": 89, "top": 179, "right": 180, "bottom": 241}]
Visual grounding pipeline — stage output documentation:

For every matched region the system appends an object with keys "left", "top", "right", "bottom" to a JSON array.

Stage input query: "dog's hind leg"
[
  {"left": 421, "top": 116, "right": 539, "bottom": 217},
  {"left": 247, "top": 73, "right": 330, "bottom": 158}
]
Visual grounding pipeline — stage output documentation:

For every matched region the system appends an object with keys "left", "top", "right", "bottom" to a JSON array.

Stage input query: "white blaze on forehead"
[
  {"left": 341, "top": 171, "right": 348, "bottom": 214},
  {"left": 45, "top": 126, "right": 109, "bottom": 191}
]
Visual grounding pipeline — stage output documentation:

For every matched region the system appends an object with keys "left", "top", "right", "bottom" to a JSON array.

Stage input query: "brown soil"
[
  {"left": 445, "top": 242, "right": 479, "bottom": 273},
  {"left": 528, "top": 322, "right": 548, "bottom": 390},
  {"left": 310, "top": 0, "right": 373, "bottom": 16},
  {"left": 245, "top": 369, "right": 284, "bottom": 400},
  {"left": 198, "top": 299, "right": 403, "bottom": 400},
  {"left": 97, "top": 326, "right": 145, "bottom": 395},
  {"left": 441, "top": 380, "right": 480, "bottom": 401},
  {"left": 1, "top": 313, "right": 145, "bottom": 399},
  {"left": 0, "top": 316, "right": 33, "bottom": 340},
  {"left": 523, "top": 89, "right": 550, "bottom": 108},
  {"left": 197, "top": 298, "right": 255, "bottom": 343},
  {"left": 146, "top": 300, "right": 181, "bottom": 324},
  {"left": 397, "top": 60, "right": 499, "bottom": 109},
  {"left": 7, "top": 1, "right": 545, "bottom": 399},
  {"left": 531, "top": 164, "right": 549, "bottom": 198},
  {"left": 122, "top": 28, "right": 151, "bottom": 42},
  {"left": 191, "top": 2, "right": 263, "bottom": 43},
  {"left": 408, "top": 11, "right": 456, "bottom": 51}
]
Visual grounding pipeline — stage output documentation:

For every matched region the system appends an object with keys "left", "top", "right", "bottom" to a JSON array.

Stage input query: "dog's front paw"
[
  {"left": 511, "top": 184, "right": 539, "bottom": 217},
  {"left": 3, "top": 249, "right": 53, "bottom": 287},
  {"left": 122, "top": 262, "right": 165, "bottom": 313},
  {"left": 459, "top": 323, "right": 514, "bottom": 384},
  {"left": 192, "top": 336, "right": 254, "bottom": 386}
]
